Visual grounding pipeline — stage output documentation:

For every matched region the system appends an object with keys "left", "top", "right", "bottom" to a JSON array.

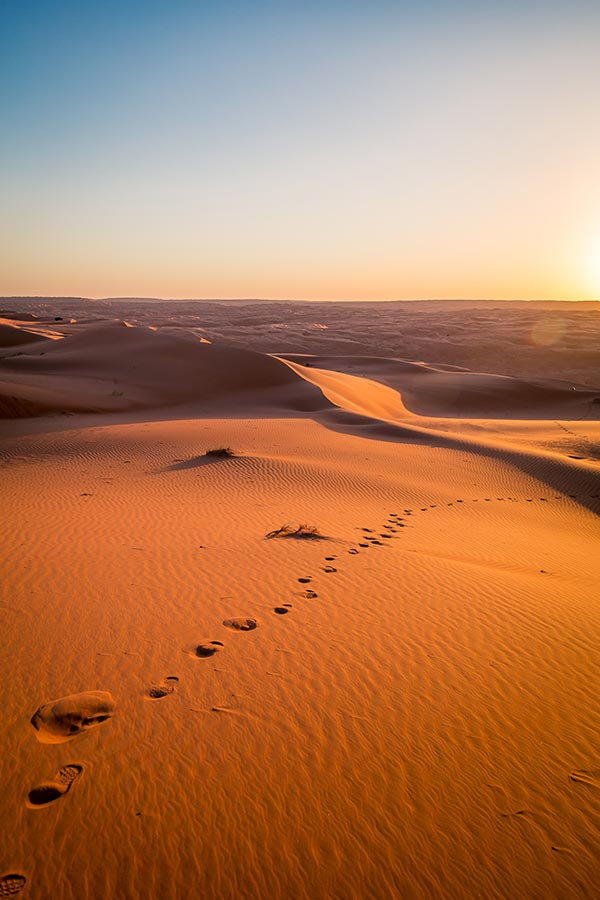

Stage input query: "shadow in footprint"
[
  {"left": 31, "top": 691, "right": 115, "bottom": 744},
  {"left": 27, "top": 765, "right": 83, "bottom": 809},
  {"left": 274, "top": 607, "right": 289, "bottom": 615},
  {"left": 223, "top": 617, "right": 258, "bottom": 631},
  {"left": 188, "top": 641, "right": 224, "bottom": 659},
  {"left": 146, "top": 676, "right": 179, "bottom": 700},
  {"left": 0, "top": 874, "right": 27, "bottom": 896}
]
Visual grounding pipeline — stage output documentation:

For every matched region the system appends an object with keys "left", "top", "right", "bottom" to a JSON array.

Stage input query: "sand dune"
[
  {"left": 0, "top": 322, "right": 50, "bottom": 349},
  {"left": 283, "top": 354, "right": 600, "bottom": 419},
  {"left": 2, "top": 297, "right": 599, "bottom": 384},
  {"left": 0, "top": 322, "right": 331, "bottom": 418},
  {"left": 1, "top": 308, "right": 599, "bottom": 899}
]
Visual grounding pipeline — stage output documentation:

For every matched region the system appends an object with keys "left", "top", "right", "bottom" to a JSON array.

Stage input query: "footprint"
[
  {"left": 297, "top": 577, "right": 311, "bottom": 584},
  {"left": 348, "top": 549, "right": 359, "bottom": 555},
  {"left": 322, "top": 565, "right": 337, "bottom": 573},
  {"left": 274, "top": 607, "right": 289, "bottom": 615},
  {"left": 188, "top": 641, "right": 224, "bottom": 659},
  {"left": 31, "top": 691, "right": 115, "bottom": 744},
  {"left": 222, "top": 617, "right": 258, "bottom": 631},
  {"left": 371, "top": 540, "right": 382, "bottom": 545},
  {"left": 146, "top": 676, "right": 179, "bottom": 700},
  {"left": 358, "top": 543, "right": 369, "bottom": 548},
  {"left": 27, "top": 765, "right": 83, "bottom": 809},
  {"left": 0, "top": 875, "right": 27, "bottom": 896},
  {"left": 361, "top": 528, "right": 374, "bottom": 533},
  {"left": 302, "top": 590, "right": 318, "bottom": 599},
  {"left": 324, "top": 556, "right": 336, "bottom": 561}
]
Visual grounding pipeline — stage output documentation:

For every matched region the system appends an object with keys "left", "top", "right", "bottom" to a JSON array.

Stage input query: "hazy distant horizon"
[{"left": 3, "top": 295, "right": 600, "bottom": 308}]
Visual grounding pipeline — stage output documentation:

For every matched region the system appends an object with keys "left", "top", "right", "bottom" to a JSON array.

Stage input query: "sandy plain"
[{"left": 0, "top": 298, "right": 599, "bottom": 899}]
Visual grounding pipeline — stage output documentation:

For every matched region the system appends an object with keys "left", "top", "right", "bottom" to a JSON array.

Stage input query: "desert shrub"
[
  {"left": 205, "top": 446, "right": 235, "bottom": 457},
  {"left": 265, "top": 523, "right": 321, "bottom": 539}
]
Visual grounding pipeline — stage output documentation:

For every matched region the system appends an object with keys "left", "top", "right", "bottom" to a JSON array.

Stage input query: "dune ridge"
[{"left": 0, "top": 323, "right": 332, "bottom": 418}]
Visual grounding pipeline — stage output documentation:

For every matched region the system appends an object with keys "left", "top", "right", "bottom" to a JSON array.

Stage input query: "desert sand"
[{"left": 1, "top": 299, "right": 599, "bottom": 899}]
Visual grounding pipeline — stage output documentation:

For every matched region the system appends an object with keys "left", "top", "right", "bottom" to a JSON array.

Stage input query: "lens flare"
[{"left": 529, "top": 317, "right": 565, "bottom": 347}]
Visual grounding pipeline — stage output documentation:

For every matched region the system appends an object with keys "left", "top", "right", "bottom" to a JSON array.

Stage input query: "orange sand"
[{"left": 1, "top": 303, "right": 599, "bottom": 899}]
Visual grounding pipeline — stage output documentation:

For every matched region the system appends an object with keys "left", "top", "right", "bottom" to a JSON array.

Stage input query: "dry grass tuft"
[
  {"left": 205, "top": 447, "right": 235, "bottom": 458},
  {"left": 265, "top": 523, "right": 322, "bottom": 539}
]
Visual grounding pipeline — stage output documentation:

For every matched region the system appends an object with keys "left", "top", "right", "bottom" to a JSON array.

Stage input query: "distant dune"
[
  {"left": 283, "top": 354, "right": 600, "bottom": 420},
  {"left": 0, "top": 322, "right": 331, "bottom": 418},
  {"left": 0, "top": 321, "right": 50, "bottom": 348},
  {"left": 2, "top": 296, "right": 598, "bottom": 387}
]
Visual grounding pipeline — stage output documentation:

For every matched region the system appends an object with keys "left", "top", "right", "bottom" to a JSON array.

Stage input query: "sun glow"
[{"left": 584, "top": 232, "right": 600, "bottom": 297}]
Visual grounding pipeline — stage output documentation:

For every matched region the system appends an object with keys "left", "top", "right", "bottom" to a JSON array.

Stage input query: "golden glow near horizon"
[
  {"left": 584, "top": 232, "right": 600, "bottom": 297},
  {"left": 1, "top": 3, "right": 599, "bottom": 301}
]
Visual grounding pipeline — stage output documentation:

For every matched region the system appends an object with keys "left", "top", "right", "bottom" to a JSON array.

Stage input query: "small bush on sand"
[
  {"left": 205, "top": 447, "right": 235, "bottom": 458},
  {"left": 265, "top": 523, "right": 321, "bottom": 539}
]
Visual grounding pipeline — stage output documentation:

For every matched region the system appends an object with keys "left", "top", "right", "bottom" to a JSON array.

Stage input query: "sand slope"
[
  {"left": 283, "top": 354, "right": 600, "bottom": 419},
  {"left": 0, "top": 322, "right": 50, "bottom": 349},
  {"left": 1, "top": 314, "right": 599, "bottom": 899},
  {"left": 0, "top": 323, "right": 331, "bottom": 418}
]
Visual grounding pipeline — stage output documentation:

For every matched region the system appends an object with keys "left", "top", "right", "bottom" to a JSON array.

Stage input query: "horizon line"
[{"left": 2, "top": 295, "right": 599, "bottom": 304}]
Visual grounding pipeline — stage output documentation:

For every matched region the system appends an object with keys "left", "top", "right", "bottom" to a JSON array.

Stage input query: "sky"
[{"left": 1, "top": 0, "right": 599, "bottom": 300}]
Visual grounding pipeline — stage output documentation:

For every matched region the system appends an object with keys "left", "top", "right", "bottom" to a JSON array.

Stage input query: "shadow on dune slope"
[
  {"left": 1, "top": 325, "right": 598, "bottom": 515},
  {"left": 283, "top": 359, "right": 600, "bottom": 516},
  {"left": 0, "top": 322, "right": 332, "bottom": 419},
  {"left": 282, "top": 354, "right": 600, "bottom": 421}
]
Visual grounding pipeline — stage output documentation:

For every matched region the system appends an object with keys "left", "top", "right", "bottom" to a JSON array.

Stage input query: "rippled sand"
[{"left": 1, "top": 303, "right": 599, "bottom": 899}]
